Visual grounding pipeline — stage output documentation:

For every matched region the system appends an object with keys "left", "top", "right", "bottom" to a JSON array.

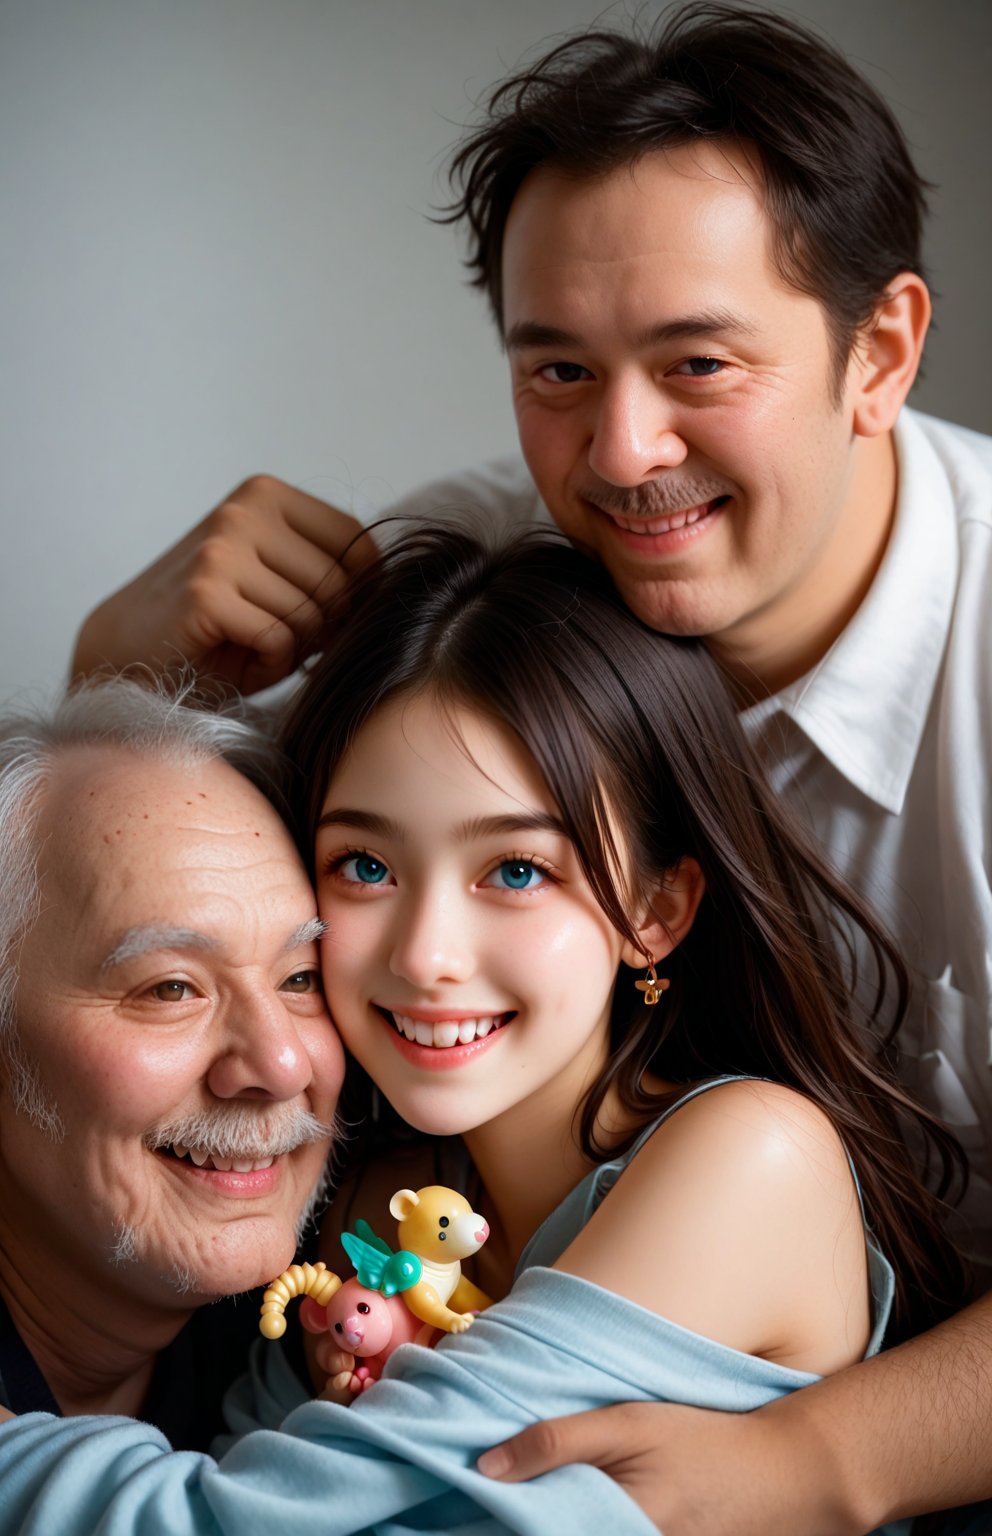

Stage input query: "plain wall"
[{"left": 1, "top": 0, "right": 990, "bottom": 704}]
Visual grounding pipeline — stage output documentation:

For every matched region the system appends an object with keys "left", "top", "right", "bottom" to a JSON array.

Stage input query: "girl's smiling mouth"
[{"left": 376, "top": 1006, "right": 516, "bottom": 1055}]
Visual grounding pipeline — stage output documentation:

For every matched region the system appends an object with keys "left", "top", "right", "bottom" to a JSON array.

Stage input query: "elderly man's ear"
[{"left": 849, "top": 272, "right": 931, "bottom": 438}]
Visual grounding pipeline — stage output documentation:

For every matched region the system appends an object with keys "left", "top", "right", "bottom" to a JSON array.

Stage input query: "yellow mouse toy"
[{"left": 389, "top": 1185, "right": 493, "bottom": 1333}]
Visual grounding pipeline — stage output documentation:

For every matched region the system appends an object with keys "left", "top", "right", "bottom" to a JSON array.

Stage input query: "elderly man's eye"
[
  {"left": 280, "top": 969, "right": 322, "bottom": 995},
  {"left": 148, "top": 979, "right": 196, "bottom": 1002}
]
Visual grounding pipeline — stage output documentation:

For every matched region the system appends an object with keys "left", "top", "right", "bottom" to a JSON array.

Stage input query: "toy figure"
[
  {"left": 388, "top": 1185, "right": 492, "bottom": 1334},
  {"left": 258, "top": 1184, "right": 493, "bottom": 1389}
]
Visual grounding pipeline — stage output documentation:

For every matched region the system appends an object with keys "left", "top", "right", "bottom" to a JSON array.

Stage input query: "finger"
[
  {"left": 478, "top": 1404, "right": 639, "bottom": 1482},
  {"left": 185, "top": 529, "right": 329, "bottom": 642},
  {"left": 181, "top": 593, "right": 304, "bottom": 681},
  {"left": 314, "top": 1338, "right": 356, "bottom": 1378},
  {"left": 222, "top": 476, "right": 374, "bottom": 573}
]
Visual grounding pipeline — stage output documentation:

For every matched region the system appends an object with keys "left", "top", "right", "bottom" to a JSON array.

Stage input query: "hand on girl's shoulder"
[{"left": 556, "top": 1080, "right": 872, "bottom": 1377}]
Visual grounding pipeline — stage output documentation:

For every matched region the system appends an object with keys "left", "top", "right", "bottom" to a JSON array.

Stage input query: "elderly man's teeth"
[
  {"left": 169, "top": 1144, "right": 275, "bottom": 1172},
  {"left": 391, "top": 1014, "right": 504, "bottom": 1047}
]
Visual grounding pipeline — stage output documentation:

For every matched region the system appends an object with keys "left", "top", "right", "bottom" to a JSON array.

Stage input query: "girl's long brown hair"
[{"left": 280, "top": 523, "right": 969, "bottom": 1342}]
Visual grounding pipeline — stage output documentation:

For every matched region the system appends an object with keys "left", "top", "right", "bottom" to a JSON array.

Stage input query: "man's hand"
[
  {"left": 478, "top": 1290, "right": 992, "bottom": 1536},
  {"left": 477, "top": 1399, "right": 862, "bottom": 1536},
  {"left": 0, "top": 1406, "right": 15, "bottom": 1423},
  {"left": 71, "top": 476, "right": 376, "bottom": 695}
]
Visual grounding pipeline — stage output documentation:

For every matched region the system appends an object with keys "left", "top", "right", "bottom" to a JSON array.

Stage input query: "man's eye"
[
  {"left": 673, "top": 356, "right": 725, "bottom": 377},
  {"left": 147, "top": 980, "right": 196, "bottom": 1002},
  {"left": 481, "top": 859, "right": 550, "bottom": 892},
  {"left": 338, "top": 853, "right": 392, "bottom": 886},
  {"left": 280, "top": 970, "right": 323, "bottom": 995},
  {"left": 538, "top": 361, "right": 592, "bottom": 384}
]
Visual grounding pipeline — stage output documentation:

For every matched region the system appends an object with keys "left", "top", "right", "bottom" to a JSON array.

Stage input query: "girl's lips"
[{"left": 376, "top": 1007, "right": 514, "bottom": 1069}]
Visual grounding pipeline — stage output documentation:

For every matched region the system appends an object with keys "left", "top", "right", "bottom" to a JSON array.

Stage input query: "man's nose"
[
  {"left": 587, "top": 376, "right": 688, "bottom": 486},
  {"left": 205, "top": 990, "right": 314, "bottom": 1101},
  {"left": 388, "top": 887, "right": 474, "bottom": 990}
]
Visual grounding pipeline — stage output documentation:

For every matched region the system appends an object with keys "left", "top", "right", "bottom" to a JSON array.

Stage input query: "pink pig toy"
[{"left": 298, "top": 1280, "right": 437, "bottom": 1393}]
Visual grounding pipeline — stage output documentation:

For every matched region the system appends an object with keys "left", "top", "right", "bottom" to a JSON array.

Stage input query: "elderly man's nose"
[{"left": 206, "top": 996, "right": 313, "bottom": 1101}]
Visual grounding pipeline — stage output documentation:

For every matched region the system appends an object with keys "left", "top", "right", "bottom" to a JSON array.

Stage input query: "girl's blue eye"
[
  {"left": 487, "top": 860, "right": 547, "bottom": 891},
  {"left": 342, "top": 854, "right": 390, "bottom": 885}
]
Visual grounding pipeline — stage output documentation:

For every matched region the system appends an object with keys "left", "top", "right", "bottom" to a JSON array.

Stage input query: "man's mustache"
[
  {"left": 578, "top": 474, "right": 734, "bottom": 518},
  {"left": 145, "top": 1103, "right": 334, "bottom": 1159}
]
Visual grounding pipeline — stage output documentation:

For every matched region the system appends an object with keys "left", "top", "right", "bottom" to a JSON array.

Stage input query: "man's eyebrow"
[
  {"left": 639, "top": 309, "right": 759, "bottom": 346},
  {"left": 505, "top": 321, "right": 582, "bottom": 352},
  {"left": 456, "top": 812, "right": 569, "bottom": 843},
  {"left": 505, "top": 309, "right": 758, "bottom": 352},
  {"left": 285, "top": 918, "right": 328, "bottom": 950},
  {"left": 101, "top": 927, "right": 221, "bottom": 971},
  {"left": 316, "top": 809, "right": 404, "bottom": 840}
]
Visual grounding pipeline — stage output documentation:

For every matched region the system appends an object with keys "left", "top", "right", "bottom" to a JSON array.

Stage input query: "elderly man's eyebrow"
[
  {"left": 101, "top": 927, "right": 222, "bottom": 971},
  {"left": 285, "top": 918, "right": 328, "bottom": 950},
  {"left": 102, "top": 919, "right": 328, "bottom": 972}
]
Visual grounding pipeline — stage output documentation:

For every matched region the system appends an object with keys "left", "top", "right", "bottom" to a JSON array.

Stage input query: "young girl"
[{"left": 0, "top": 527, "right": 967, "bottom": 1536}]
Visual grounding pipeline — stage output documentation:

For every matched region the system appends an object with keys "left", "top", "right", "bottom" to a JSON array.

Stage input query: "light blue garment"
[{"left": 0, "top": 1080, "right": 910, "bottom": 1535}]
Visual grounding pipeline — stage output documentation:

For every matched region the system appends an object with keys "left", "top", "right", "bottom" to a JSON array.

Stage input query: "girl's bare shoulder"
[{"left": 557, "top": 1080, "right": 871, "bottom": 1374}]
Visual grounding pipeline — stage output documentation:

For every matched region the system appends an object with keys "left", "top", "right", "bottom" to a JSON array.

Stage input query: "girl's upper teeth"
[{"left": 392, "top": 1014, "right": 501, "bottom": 1047}]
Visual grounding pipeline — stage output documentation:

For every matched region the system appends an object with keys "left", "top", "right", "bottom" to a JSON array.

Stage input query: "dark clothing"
[{"left": 0, "top": 1288, "right": 267, "bottom": 1451}]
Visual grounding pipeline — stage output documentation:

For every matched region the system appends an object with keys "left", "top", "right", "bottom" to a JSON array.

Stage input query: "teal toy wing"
[{"left": 341, "top": 1225, "right": 422, "bottom": 1295}]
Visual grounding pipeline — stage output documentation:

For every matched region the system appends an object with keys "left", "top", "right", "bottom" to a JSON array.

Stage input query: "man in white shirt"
[{"left": 71, "top": 7, "right": 992, "bottom": 1532}]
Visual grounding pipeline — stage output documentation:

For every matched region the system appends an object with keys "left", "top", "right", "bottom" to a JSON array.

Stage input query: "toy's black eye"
[
  {"left": 438, "top": 1231, "right": 446, "bottom": 1241},
  {"left": 439, "top": 1217, "right": 449, "bottom": 1228},
  {"left": 358, "top": 1302, "right": 370, "bottom": 1314},
  {"left": 334, "top": 1322, "right": 343, "bottom": 1333}
]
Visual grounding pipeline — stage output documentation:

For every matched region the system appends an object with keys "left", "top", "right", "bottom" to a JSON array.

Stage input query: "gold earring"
[{"left": 635, "top": 959, "right": 670, "bottom": 1007}]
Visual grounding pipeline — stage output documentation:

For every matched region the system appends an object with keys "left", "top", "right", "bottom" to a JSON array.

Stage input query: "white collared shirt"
[{"left": 392, "top": 409, "right": 992, "bottom": 1271}]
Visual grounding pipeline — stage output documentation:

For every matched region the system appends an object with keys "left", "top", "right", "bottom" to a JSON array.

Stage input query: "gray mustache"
[
  {"left": 579, "top": 476, "right": 732, "bottom": 518},
  {"left": 145, "top": 1104, "right": 334, "bottom": 1159}
]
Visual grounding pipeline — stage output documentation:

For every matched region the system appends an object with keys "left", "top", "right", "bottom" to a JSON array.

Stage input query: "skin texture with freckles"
[
  {"left": 0, "top": 745, "right": 344, "bottom": 1416},
  {"left": 502, "top": 142, "right": 903, "bottom": 694}
]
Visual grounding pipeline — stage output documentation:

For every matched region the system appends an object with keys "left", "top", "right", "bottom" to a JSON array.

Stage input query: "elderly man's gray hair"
[{"left": 0, "top": 677, "right": 283, "bottom": 1058}]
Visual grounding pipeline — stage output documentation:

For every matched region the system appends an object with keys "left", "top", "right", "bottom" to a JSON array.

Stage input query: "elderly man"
[
  {"left": 0, "top": 678, "right": 343, "bottom": 1443},
  {"left": 58, "top": 7, "right": 992, "bottom": 1533}
]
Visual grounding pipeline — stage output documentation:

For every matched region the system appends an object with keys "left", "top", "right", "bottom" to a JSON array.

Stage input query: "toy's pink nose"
[
  {"left": 476, "top": 1222, "right": 489, "bottom": 1243},
  {"left": 343, "top": 1324, "right": 365, "bottom": 1349}
]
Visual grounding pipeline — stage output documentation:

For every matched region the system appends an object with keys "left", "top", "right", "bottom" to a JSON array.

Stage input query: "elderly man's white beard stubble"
[
  {"left": 5, "top": 1066, "right": 338, "bottom": 1295},
  {"left": 123, "top": 1101, "right": 340, "bottom": 1295},
  {"left": 2, "top": 1027, "right": 66, "bottom": 1141}
]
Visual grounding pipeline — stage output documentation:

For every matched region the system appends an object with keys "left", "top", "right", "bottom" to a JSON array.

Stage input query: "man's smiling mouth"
[
  {"left": 605, "top": 494, "right": 731, "bottom": 536},
  {"left": 380, "top": 1008, "right": 516, "bottom": 1048},
  {"left": 157, "top": 1144, "right": 276, "bottom": 1172}
]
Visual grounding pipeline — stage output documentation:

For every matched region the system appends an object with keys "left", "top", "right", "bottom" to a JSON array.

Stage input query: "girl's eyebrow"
[
  {"left": 455, "top": 812, "right": 569, "bottom": 843},
  {"left": 316, "top": 809, "right": 569, "bottom": 843},
  {"left": 316, "top": 808, "right": 402, "bottom": 838}
]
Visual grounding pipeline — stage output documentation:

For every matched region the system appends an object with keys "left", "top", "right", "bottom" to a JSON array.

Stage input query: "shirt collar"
[{"left": 740, "top": 409, "right": 959, "bottom": 815}]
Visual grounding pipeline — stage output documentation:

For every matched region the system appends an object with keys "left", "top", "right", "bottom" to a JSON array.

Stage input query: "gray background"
[{"left": 1, "top": 0, "right": 990, "bottom": 705}]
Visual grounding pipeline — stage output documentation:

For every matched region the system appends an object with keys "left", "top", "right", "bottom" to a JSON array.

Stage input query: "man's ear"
[
  {"left": 620, "top": 856, "right": 705, "bottom": 970},
  {"left": 847, "top": 272, "right": 931, "bottom": 438}
]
